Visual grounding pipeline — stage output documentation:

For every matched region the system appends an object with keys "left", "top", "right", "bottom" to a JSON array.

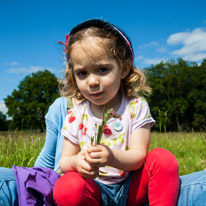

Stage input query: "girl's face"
[{"left": 70, "top": 36, "right": 128, "bottom": 112}]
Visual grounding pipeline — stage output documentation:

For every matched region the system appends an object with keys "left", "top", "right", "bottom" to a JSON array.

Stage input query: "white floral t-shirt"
[{"left": 61, "top": 96, "right": 155, "bottom": 184}]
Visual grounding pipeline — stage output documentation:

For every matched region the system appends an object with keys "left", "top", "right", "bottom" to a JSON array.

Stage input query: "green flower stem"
[{"left": 91, "top": 108, "right": 121, "bottom": 145}]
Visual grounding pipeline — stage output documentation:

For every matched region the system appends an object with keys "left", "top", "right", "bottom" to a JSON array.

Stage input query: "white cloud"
[
  {"left": 138, "top": 41, "right": 159, "bottom": 49},
  {"left": 144, "top": 58, "right": 166, "bottom": 65},
  {"left": 135, "top": 56, "right": 166, "bottom": 67},
  {"left": 167, "top": 28, "right": 206, "bottom": 61},
  {"left": 7, "top": 66, "right": 56, "bottom": 74},
  {"left": 181, "top": 52, "right": 206, "bottom": 62},
  {"left": 156, "top": 46, "right": 167, "bottom": 53},
  {"left": 135, "top": 55, "right": 144, "bottom": 61},
  {"left": 5, "top": 61, "right": 19, "bottom": 66},
  {"left": 0, "top": 101, "right": 8, "bottom": 114},
  {"left": 8, "top": 67, "right": 27, "bottom": 73},
  {"left": 10, "top": 61, "right": 19, "bottom": 66}
]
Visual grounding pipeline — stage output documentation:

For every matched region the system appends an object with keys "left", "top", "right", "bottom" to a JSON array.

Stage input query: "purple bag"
[{"left": 12, "top": 166, "right": 60, "bottom": 206}]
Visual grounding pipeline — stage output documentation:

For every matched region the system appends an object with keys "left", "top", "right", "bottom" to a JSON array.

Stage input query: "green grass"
[
  {"left": 149, "top": 132, "right": 206, "bottom": 175},
  {"left": 0, "top": 131, "right": 205, "bottom": 176},
  {"left": 0, "top": 131, "right": 45, "bottom": 168}
]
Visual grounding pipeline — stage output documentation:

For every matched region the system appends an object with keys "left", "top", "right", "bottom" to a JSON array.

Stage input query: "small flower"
[
  {"left": 79, "top": 123, "right": 84, "bottom": 130},
  {"left": 83, "top": 127, "right": 87, "bottom": 136},
  {"left": 110, "top": 108, "right": 115, "bottom": 117},
  {"left": 62, "top": 125, "right": 67, "bottom": 130},
  {"left": 69, "top": 116, "right": 76, "bottom": 123},
  {"left": 67, "top": 110, "right": 72, "bottom": 115},
  {"left": 103, "top": 125, "right": 112, "bottom": 135}
]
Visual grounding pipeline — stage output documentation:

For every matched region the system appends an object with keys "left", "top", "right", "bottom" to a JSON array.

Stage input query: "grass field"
[
  {"left": 150, "top": 132, "right": 206, "bottom": 175},
  {"left": 0, "top": 131, "right": 45, "bottom": 168},
  {"left": 0, "top": 131, "right": 205, "bottom": 176}
]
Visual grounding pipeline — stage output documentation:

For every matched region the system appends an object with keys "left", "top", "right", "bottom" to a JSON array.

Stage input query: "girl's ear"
[{"left": 121, "top": 60, "right": 131, "bottom": 79}]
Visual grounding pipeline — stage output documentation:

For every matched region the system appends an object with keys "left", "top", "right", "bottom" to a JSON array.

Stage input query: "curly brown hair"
[{"left": 59, "top": 21, "right": 151, "bottom": 100}]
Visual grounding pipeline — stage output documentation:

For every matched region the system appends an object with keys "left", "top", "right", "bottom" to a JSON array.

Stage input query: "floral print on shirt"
[{"left": 61, "top": 96, "right": 155, "bottom": 184}]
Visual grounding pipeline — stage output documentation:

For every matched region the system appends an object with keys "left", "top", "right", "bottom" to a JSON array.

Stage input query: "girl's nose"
[{"left": 88, "top": 74, "right": 99, "bottom": 87}]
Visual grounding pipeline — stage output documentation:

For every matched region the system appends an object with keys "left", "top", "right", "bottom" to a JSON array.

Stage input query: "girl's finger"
[
  {"left": 89, "top": 151, "right": 102, "bottom": 159},
  {"left": 87, "top": 145, "right": 102, "bottom": 153},
  {"left": 78, "top": 159, "right": 92, "bottom": 171},
  {"left": 79, "top": 168, "right": 99, "bottom": 179}
]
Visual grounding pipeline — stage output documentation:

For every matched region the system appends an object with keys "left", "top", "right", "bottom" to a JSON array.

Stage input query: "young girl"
[{"left": 53, "top": 19, "right": 180, "bottom": 206}]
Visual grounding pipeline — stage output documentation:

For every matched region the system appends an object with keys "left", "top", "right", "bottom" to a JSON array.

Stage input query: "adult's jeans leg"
[
  {"left": 0, "top": 167, "right": 18, "bottom": 206},
  {"left": 177, "top": 171, "right": 206, "bottom": 206}
]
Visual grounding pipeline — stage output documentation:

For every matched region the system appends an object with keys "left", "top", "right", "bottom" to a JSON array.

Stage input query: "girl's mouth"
[{"left": 91, "top": 92, "right": 103, "bottom": 97}]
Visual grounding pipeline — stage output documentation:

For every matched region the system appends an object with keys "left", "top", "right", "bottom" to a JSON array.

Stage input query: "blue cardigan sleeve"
[{"left": 34, "top": 97, "right": 67, "bottom": 169}]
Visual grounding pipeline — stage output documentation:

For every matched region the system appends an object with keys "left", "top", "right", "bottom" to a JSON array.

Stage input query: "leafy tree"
[
  {"left": 188, "top": 59, "right": 206, "bottom": 130},
  {"left": 4, "top": 70, "right": 60, "bottom": 131},
  {"left": 146, "top": 58, "right": 205, "bottom": 131},
  {"left": 0, "top": 112, "right": 9, "bottom": 131}
]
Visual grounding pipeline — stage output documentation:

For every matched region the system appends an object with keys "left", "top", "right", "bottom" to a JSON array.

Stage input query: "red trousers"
[{"left": 53, "top": 148, "right": 179, "bottom": 206}]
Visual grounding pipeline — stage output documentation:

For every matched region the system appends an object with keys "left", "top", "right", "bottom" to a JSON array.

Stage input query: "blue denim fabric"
[
  {"left": 94, "top": 173, "right": 133, "bottom": 206},
  {"left": 0, "top": 168, "right": 18, "bottom": 206},
  {"left": 177, "top": 171, "right": 206, "bottom": 206},
  {"left": 0, "top": 168, "right": 206, "bottom": 206}
]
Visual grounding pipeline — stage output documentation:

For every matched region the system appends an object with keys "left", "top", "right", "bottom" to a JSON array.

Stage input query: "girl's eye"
[
  {"left": 76, "top": 70, "right": 87, "bottom": 77},
  {"left": 98, "top": 67, "right": 109, "bottom": 74}
]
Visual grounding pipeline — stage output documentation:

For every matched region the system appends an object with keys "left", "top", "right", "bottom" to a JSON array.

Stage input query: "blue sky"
[{"left": 0, "top": 0, "right": 206, "bottom": 114}]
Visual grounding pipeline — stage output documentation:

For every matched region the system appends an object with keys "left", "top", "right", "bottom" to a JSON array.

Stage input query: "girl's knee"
[
  {"left": 53, "top": 172, "right": 87, "bottom": 206},
  {"left": 147, "top": 148, "right": 179, "bottom": 171},
  {"left": 53, "top": 172, "right": 101, "bottom": 206}
]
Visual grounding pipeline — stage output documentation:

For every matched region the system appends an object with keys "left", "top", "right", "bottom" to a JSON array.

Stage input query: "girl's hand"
[
  {"left": 73, "top": 150, "right": 99, "bottom": 179},
  {"left": 86, "top": 144, "right": 114, "bottom": 167}
]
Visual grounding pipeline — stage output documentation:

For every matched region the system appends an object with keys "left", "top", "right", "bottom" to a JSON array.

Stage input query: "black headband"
[
  {"left": 58, "top": 19, "right": 134, "bottom": 60},
  {"left": 70, "top": 19, "right": 134, "bottom": 60}
]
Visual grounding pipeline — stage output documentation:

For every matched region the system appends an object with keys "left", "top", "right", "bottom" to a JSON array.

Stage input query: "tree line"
[
  {"left": 146, "top": 58, "right": 206, "bottom": 132},
  {"left": 1, "top": 58, "right": 206, "bottom": 132},
  {"left": 2, "top": 70, "right": 59, "bottom": 132}
]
